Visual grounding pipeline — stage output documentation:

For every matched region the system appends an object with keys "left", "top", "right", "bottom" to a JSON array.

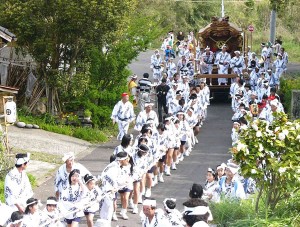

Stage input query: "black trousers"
[{"left": 158, "top": 100, "right": 168, "bottom": 122}]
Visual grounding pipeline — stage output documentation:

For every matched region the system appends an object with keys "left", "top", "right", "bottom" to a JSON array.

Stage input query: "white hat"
[
  {"left": 62, "top": 152, "right": 75, "bottom": 162},
  {"left": 234, "top": 50, "right": 241, "bottom": 55},
  {"left": 145, "top": 102, "right": 154, "bottom": 108},
  {"left": 205, "top": 46, "right": 210, "bottom": 50},
  {"left": 143, "top": 199, "right": 156, "bottom": 207},
  {"left": 130, "top": 74, "right": 137, "bottom": 79},
  {"left": 226, "top": 162, "right": 239, "bottom": 175},
  {"left": 270, "top": 99, "right": 279, "bottom": 107},
  {"left": 15, "top": 153, "right": 30, "bottom": 165}
]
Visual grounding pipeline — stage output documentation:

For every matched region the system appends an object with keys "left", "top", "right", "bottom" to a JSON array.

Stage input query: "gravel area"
[{"left": 7, "top": 125, "right": 95, "bottom": 185}]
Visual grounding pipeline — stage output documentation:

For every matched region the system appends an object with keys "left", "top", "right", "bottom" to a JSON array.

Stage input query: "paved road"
[{"left": 34, "top": 49, "right": 299, "bottom": 226}]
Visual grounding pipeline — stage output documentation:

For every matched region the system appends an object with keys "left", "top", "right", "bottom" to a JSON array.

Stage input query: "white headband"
[
  {"left": 11, "top": 219, "right": 23, "bottom": 225},
  {"left": 185, "top": 206, "right": 210, "bottom": 215},
  {"left": 46, "top": 199, "right": 58, "bottom": 205},
  {"left": 15, "top": 153, "right": 30, "bottom": 165},
  {"left": 143, "top": 199, "right": 156, "bottom": 207},
  {"left": 163, "top": 198, "right": 176, "bottom": 213},
  {"left": 116, "top": 154, "right": 129, "bottom": 161}
]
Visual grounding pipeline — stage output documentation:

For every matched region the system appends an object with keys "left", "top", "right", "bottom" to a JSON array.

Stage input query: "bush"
[
  {"left": 210, "top": 198, "right": 256, "bottom": 226},
  {"left": 17, "top": 110, "right": 115, "bottom": 143},
  {"left": 279, "top": 74, "right": 300, "bottom": 116},
  {"left": 73, "top": 127, "right": 108, "bottom": 143}
]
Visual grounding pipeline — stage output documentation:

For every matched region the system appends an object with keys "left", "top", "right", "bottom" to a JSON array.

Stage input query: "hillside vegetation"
[{"left": 0, "top": 0, "right": 298, "bottom": 129}]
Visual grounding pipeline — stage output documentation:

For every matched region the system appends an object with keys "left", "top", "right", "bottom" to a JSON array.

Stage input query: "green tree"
[
  {"left": 0, "top": 0, "right": 137, "bottom": 113},
  {"left": 232, "top": 112, "right": 300, "bottom": 214}
]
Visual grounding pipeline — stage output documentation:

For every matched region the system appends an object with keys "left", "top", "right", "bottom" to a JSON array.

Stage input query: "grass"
[
  {"left": 10, "top": 149, "right": 63, "bottom": 165},
  {"left": 252, "top": 30, "right": 300, "bottom": 63},
  {"left": 17, "top": 112, "right": 118, "bottom": 143},
  {"left": 210, "top": 192, "right": 300, "bottom": 227}
]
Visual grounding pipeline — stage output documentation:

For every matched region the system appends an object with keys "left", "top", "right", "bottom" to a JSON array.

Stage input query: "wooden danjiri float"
[{"left": 197, "top": 16, "right": 246, "bottom": 98}]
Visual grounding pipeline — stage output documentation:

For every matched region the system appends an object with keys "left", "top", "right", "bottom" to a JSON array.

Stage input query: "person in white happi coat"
[
  {"left": 113, "top": 134, "right": 134, "bottom": 157},
  {"left": 267, "top": 69, "right": 279, "bottom": 90},
  {"left": 266, "top": 99, "right": 284, "bottom": 124},
  {"left": 203, "top": 168, "right": 219, "bottom": 203},
  {"left": 59, "top": 169, "right": 86, "bottom": 227},
  {"left": 168, "top": 90, "right": 183, "bottom": 116},
  {"left": 0, "top": 202, "right": 15, "bottom": 226},
  {"left": 4, "top": 153, "right": 33, "bottom": 213},
  {"left": 141, "top": 199, "right": 171, "bottom": 227},
  {"left": 273, "top": 53, "right": 286, "bottom": 80},
  {"left": 279, "top": 47, "right": 288, "bottom": 73},
  {"left": 55, "top": 152, "right": 91, "bottom": 200},
  {"left": 82, "top": 174, "right": 103, "bottom": 227},
  {"left": 151, "top": 52, "right": 163, "bottom": 83},
  {"left": 215, "top": 45, "right": 231, "bottom": 85},
  {"left": 163, "top": 198, "right": 184, "bottom": 227},
  {"left": 111, "top": 92, "right": 135, "bottom": 140},
  {"left": 218, "top": 162, "right": 246, "bottom": 200},
  {"left": 22, "top": 198, "right": 48, "bottom": 227},
  {"left": 230, "top": 51, "right": 245, "bottom": 77},
  {"left": 182, "top": 206, "right": 210, "bottom": 227},
  {"left": 261, "top": 42, "right": 272, "bottom": 71},
  {"left": 200, "top": 47, "right": 214, "bottom": 85},
  {"left": 195, "top": 45, "right": 202, "bottom": 72},
  {"left": 247, "top": 52, "right": 259, "bottom": 72},
  {"left": 151, "top": 49, "right": 160, "bottom": 64},
  {"left": 181, "top": 75, "right": 190, "bottom": 103},
  {"left": 99, "top": 152, "right": 131, "bottom": 222},
  {"left": 257, "top": 80, "right": 270, "bottom": 102},
  {"left": 249, "top": 67, "right": 260, "bottom": 91},
  {"left": 134, "top": 102, "right": 159, "bottom": 132},
  {"left": 6, "top": 211, "right": 24, "bottom": 227},
  {"left": 131, "top": 144, "right": 150, "bottom": 214},
  {"left": 42, "top": 197, "right": 64, "bottom": 227},
  {"left": 166, "top": 57, "right": 177, "bottom": 79},
  {"left": 231, "top": 121, "right": 241, "bottom": 146},
  {"left": 229, "top": 77, "right": 244, "bottom": 111}
]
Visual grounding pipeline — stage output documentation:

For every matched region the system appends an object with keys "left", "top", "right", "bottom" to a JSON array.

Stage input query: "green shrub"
[
  {"left": 73, "top": 127, "right": 108, "bottom": 143},
  {"left": 0, "top": 179, "right": 4, "bottom": 202},
  {"left": 210, "top": 198, "right": 257, "bottom": 226},
  {"left": 279, "top": 74, "right": 300, "bottom": 116},
  {"left": 17, "top": 110, "right": 117, "bottom": 143}
]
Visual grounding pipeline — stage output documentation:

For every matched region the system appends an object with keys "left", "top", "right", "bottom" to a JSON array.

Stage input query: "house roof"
[{"left": 0, "top": 26, "right": 17, "bottom": 43}]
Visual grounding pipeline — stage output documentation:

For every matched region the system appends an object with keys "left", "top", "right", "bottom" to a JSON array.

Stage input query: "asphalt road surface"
[
  {"left": 34, "top": 49, "right": 299, "bottom": 227},
  {"left": 78, "top": 50, "right": 233, "bottom": 226}
]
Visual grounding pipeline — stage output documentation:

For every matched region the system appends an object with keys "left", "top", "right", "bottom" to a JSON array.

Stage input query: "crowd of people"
[{"left": 0, "top": 30, "right": 289, "bottom": 227}]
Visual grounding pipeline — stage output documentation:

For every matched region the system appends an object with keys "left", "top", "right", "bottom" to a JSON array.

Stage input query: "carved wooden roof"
[{"left": 198, "top": 18, "right": 242, "bottom": 38}]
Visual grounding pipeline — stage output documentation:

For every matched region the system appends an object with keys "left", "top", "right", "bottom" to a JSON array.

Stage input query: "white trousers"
[
  {"left": 99, "top": 196, "right": 114, "bottom": 223},
  {"left": 117, "top": 120, "right": 129, "bottom": 140}
]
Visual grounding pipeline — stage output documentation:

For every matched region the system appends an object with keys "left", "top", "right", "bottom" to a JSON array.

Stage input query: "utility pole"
[
  {"left": 270, "top": 9, "right": 276, "bottom": 43},
  {"left": 221, "top": 0, "right": 225, "bottom": 17}
]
